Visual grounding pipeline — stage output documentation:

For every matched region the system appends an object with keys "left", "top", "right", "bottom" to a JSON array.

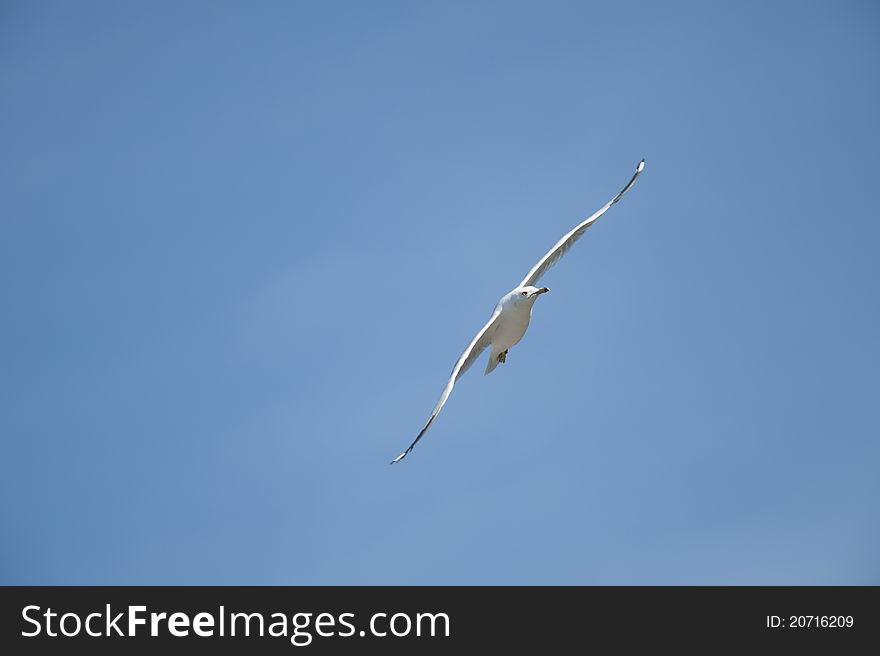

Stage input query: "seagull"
[{"left": 391, "top": 159, "right": 646, "bottom": 464}]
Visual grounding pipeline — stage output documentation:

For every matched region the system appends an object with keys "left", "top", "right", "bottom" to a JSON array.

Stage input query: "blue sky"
[{"left": 2, "top": 1, "right": 878, "bottom": 584}]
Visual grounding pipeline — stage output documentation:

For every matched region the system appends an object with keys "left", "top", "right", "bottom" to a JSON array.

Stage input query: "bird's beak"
[{"left": 531, "top": 287, "right": 550, "bottom": 297}]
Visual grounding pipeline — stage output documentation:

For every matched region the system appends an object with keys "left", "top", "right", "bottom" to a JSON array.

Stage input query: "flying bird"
[{"left": 391, "top": 159, "right": 646, "bottom": 464}]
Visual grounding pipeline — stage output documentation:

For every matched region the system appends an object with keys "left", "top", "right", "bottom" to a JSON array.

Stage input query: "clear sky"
[{"left": 2, "top": 1, "right": 878, "bottom": 584}]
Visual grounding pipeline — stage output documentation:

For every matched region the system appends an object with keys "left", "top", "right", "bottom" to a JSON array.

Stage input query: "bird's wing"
[
  {"left": 518, "top": 159, "right": 645, "bottom": 288},
  {"left": 390, "top": 306, "right": 502, "bottom": 464}
]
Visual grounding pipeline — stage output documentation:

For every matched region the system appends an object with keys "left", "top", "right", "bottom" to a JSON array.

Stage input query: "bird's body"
[
  {"left": 390, "top": 159, "right": 646, "bottom": 464},
  {"left": 484, "top": 287, "right": 544, "bottom": 375}
]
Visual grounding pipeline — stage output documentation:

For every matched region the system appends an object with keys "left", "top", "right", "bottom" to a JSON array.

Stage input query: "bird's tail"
[{"left": 485, "top": 348, "right": 501, "bottom": 375}]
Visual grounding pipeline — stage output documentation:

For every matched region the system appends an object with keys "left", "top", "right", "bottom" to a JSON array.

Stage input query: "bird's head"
[{"left": 509, "top": 286, "right": 550, "bottom": 305}]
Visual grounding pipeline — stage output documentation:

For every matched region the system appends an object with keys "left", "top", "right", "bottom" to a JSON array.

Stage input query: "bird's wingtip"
[
  {"left": 637, "top": 159, "right": 645, "bottom": 172},
  {"left": 390, "top": 450, "right": 408, "bottom": 465}
]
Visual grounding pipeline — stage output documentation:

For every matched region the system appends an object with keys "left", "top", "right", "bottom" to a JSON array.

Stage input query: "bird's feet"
[{"left": 498, "top": 350, "right": 507, "bottom": 363}]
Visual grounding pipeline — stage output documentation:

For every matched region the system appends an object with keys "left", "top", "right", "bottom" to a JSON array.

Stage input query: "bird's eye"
[{"left": 521, "top": 291, "right": 528, "bottom": 296}]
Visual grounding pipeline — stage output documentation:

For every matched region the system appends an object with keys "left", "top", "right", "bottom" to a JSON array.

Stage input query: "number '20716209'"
[{"left": 766, "top": 615, "right": 854, "bottom": 628}]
